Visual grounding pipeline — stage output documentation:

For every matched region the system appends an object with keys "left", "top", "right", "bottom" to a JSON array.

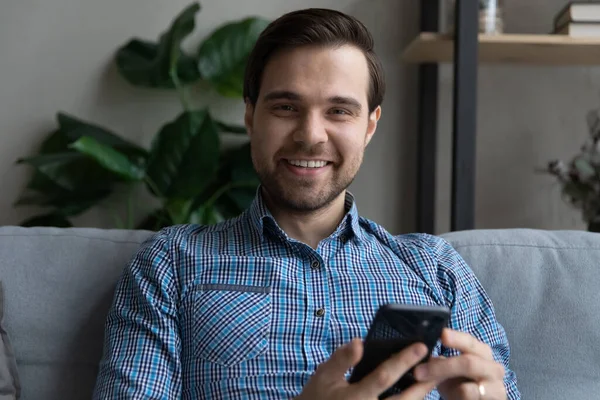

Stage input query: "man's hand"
[
  {"left": 413, "top": 329, "right": 507, "bottom": 400},
  {"left": 296, "top": 339, "right": 438, "bottom": 400}
]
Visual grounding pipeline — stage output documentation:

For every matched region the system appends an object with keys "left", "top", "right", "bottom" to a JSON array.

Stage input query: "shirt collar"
[{"left": 248, "top": 186, "right": 365, "bottom": 244}]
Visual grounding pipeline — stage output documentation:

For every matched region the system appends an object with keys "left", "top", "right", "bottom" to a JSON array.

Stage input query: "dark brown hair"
[{"left": 243, "top": 8, "right": 385, "bottom": 113}]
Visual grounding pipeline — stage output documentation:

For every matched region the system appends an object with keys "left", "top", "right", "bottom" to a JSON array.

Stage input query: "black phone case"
[{"left": 348, "top": 304, "right": 450, "bottom": 399}]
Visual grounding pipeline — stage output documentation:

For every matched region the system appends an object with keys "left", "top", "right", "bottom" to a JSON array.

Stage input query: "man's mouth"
[{"left": 285, "top": 159, "right": 330, "bottom": 168}]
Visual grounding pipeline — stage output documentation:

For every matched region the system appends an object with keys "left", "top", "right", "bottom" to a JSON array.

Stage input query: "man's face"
[{"left": 245, "top": 44, "right": 381, "bottom": 212}]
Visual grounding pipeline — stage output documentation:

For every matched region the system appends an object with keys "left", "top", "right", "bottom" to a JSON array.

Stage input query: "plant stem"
[{"left": 170, "top": 70, "right": 191, "bottom": 112}]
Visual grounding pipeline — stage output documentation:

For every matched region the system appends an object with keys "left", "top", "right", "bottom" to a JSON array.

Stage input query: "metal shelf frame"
[{"left": 416, "top": 0, "right": 479, "bottom": 233}]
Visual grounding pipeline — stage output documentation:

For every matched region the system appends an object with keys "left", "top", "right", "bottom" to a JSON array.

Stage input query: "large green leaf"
[
  {"left": 146, "top": 109, "right": 220, "bottom": 199},
  {"left": 57, "top": 113, "right": 148, "bottom": 161},
  {"left": 115, "top": 2, "right": 201, "bottom": 89},
  {"left": 17, "top": 152, "right": 117, "bottom": 211},
  {"left": 15, "top": 113, "right": 142, "bottom": 217},
  {"left": 16, "top": 110, "right": 146, "bottom": 223},
  {"left": 15, "top": 159, "right": 112, "bottom": 217},
  {"left": 70, "top": 136, "right": 145, "bottom": 181},
  {"left": 17, "top": 152, "right": 123, "bottom": 191},
  {"left": 197, "top": 17, "right": 270, "bottom": 97},
  {"left": 18, "top": 153, "right": 90, "bottom": 192}
]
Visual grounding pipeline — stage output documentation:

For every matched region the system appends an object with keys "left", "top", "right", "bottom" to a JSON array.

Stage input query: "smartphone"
[{"left": 348, "top": 303, "right": 450, "bottom": 399}]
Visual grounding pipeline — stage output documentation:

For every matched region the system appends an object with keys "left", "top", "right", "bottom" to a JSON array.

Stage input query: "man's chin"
[{"left": 272, "top": 187, "right": 343, "bottom": 213}]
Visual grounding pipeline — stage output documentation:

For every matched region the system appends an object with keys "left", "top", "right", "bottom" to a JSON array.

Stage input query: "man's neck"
[{"left": 262, "top": 189, "right": 347, "bottom": 250}]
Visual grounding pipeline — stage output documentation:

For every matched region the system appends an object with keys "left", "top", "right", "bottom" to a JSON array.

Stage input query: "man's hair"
[{"left": 243, "top": 8, "right": 385, "bottom": 114}]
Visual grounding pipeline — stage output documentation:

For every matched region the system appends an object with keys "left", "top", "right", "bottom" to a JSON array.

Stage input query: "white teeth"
[{"left": 288, "top": 160, "right": 327, "bottom": 168}]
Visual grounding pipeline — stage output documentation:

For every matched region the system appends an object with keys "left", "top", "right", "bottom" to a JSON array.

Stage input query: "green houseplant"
[
  {"left": 14, "top": 2, "right": 268, "bottom": 230},
  {"left": 543, "top": 108, "right": 600, "bottom": 232}
]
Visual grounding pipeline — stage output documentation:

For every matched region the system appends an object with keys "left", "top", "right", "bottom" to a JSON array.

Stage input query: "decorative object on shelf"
[
  {"left": 447, "top": 0, "right": 504, "bottom": 35},
  {"left": 553, "top": 1, "right": 600, "bottom": 38},
  {"left": 541, "top": 108, "right": 600, "bottom": 233},
  {"left": 14, "top": 2, "right": 268, "bottom": 230}
]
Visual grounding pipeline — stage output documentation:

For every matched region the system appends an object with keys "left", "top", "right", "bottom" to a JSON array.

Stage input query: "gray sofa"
[{"left": 0, "top": 226, "right": 598, "bottom": 399}]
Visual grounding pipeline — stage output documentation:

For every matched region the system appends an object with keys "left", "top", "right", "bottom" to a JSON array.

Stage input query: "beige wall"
[{"left": 0, "top": 0, "right": 593, "bottom": 234}]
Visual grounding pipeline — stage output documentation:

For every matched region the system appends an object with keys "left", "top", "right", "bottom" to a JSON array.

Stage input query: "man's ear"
[
  {"left": 365, "top": 105, "right": 381, "bottom": 147},
  {"left": 244, "top": 99, "right": 254, "bottom": 137}
]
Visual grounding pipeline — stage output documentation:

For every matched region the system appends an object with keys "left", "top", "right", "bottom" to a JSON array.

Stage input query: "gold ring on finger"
[{"left": 478, "top": 382, "right": 486, "bottom": 398}]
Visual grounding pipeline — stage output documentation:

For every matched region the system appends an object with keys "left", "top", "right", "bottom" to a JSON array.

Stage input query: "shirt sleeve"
[
  {"left": 93, "top": 228, "right": 182, "bottom": 399},
  {"left": 427, "top": 235, "right": 521, "bottom": 400}
]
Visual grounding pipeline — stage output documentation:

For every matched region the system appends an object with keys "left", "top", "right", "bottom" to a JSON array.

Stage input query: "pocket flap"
[{"left": 193, "top": 287, "right": 271, "bottom": 367}]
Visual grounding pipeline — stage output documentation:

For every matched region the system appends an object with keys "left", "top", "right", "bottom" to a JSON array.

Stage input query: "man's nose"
[{"left": 292, "top": 112, "right": 328, "bottom": 147}]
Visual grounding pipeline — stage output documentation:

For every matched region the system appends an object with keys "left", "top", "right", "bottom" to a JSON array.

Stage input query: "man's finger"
[
  {"left": 439, "top": 379, "right": 507, "bottom": 400},
  {"left": 441, "top": 329, "right": 494, "bottom": 360},
  {"left": 355, "top": 342, "right": 428, "bottom": 398},
  {"left": 316, "top": 339, "right": 363, "bottom": 380},
  {"left": 413, "top": 354, "right": 506, "bottom": 382},
  {"left": 390, "top": 380, "right": 439, "bottom": 400}
]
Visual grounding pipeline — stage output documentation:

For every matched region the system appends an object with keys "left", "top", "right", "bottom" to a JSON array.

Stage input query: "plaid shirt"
[{"left": 93, "top": 191, "right": 520, "bottom": 399}]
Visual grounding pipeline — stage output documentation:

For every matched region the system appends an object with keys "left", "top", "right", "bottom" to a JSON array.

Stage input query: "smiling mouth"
[{"left": 285, "top": 159, "right": 330, "bottom": 168}]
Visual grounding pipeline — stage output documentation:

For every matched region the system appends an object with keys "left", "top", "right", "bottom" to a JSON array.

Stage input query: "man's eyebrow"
[
  {"left": 329, "top": 96, "right": 362, "bottom": 110},
  {"left": 262, "top": 90, "right": 302, "bottom": 102},
  {"left": 262, "top": 91, "right": 362, "bottom": 110}
]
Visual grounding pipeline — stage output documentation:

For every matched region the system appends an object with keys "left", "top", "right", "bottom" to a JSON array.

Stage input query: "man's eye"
[
  {"left": 331, "top": 109, "right": 350, "bottom": 115},
  {"left": 275, "top": 105, "right": 295, "bottom": 112}
]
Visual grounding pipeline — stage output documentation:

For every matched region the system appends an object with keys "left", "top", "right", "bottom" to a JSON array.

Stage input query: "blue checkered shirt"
[{"left": 93, "top": 191, "right": 520, "bottom": 399}]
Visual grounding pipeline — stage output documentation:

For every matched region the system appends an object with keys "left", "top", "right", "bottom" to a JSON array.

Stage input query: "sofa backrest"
[
  {"left": 442, "top": 228, "right": 600, "bottom": 400},
  {"left": 1, "top": 226, "right": 598, "bottom": 399},
  {"left": 0, "top": 227, "right": 153, "bottom": 400}
]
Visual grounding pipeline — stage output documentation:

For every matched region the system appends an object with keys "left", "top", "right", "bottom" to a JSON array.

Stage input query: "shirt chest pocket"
[{"left": 192, "top": 285, "right": 271, "bottom": 367}]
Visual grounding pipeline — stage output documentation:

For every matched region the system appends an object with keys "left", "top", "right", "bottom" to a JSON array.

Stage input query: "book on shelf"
[
  {"left": 555, "top": 21, "right": 600, "bottom": 37},
  {"left": 554, "top": 1, "right": 600, "bottom": 27},
  {"left": 553, "top": 1, "right": 600, "bottom": 37}
]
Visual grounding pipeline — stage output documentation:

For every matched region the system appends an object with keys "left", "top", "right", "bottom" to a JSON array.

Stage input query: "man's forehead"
[{"left": 258, "top": 45, "right": 370, "bottom": 105}]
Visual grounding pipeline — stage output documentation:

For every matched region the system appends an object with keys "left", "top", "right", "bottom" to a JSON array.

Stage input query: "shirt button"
[
  {"left": 311, "top": 261, "right": 320, "bottom": 270},
  {"left": 315, "top": 308, "right": 326, "bottom": 318}
]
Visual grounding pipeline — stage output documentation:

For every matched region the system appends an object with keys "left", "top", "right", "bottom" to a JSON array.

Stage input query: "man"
[{"left": 94, "top": 8, "right": 520, "bottom": 400}]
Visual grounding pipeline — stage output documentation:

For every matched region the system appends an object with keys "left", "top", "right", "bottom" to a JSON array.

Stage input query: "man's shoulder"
[
  {"left": 359, "top": 217, "right": 464, "bottom": 271},
  {"left": 144, "top": 212, "right": 254, "bottom": 255},
  {"left": 359, "top": 217, "right": 452, "bottom": 256}
]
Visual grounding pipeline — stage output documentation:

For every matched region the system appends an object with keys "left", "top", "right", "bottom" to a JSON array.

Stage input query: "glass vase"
[{"left": 447, "top": 0, "right": 504, "bottom": 35}]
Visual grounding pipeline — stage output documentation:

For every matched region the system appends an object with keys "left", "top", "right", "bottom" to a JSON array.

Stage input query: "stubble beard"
[{"left": 253, "top": 154, "right": 362, "bottom": 213}]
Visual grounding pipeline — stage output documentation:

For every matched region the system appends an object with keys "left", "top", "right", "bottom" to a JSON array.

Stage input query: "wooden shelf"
[{"left": 402, "top": 33, "right": 600, "bottom": 65}]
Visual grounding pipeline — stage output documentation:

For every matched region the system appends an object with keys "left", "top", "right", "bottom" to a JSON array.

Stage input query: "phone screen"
[{"left": 348, "top": 304, "right": 450, "bottom": 399}]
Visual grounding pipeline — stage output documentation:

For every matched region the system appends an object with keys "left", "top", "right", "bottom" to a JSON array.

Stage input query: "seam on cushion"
[
  {"left": 451, "top": 243, "right": 600, "bottom": 251},
  {"left": 0, "top": 232, "right": 148, "bottom": 245}
]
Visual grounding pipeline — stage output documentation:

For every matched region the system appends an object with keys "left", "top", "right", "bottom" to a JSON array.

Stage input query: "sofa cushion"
[
  {"left": 0, "top": 227, "right": 154, "bottom": 400},
  {"left": 0, "top": 282, "right": 20, "bottom": 399},
  {"left": 442, "top": 228, "right": 600, "bottom": 400}
]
